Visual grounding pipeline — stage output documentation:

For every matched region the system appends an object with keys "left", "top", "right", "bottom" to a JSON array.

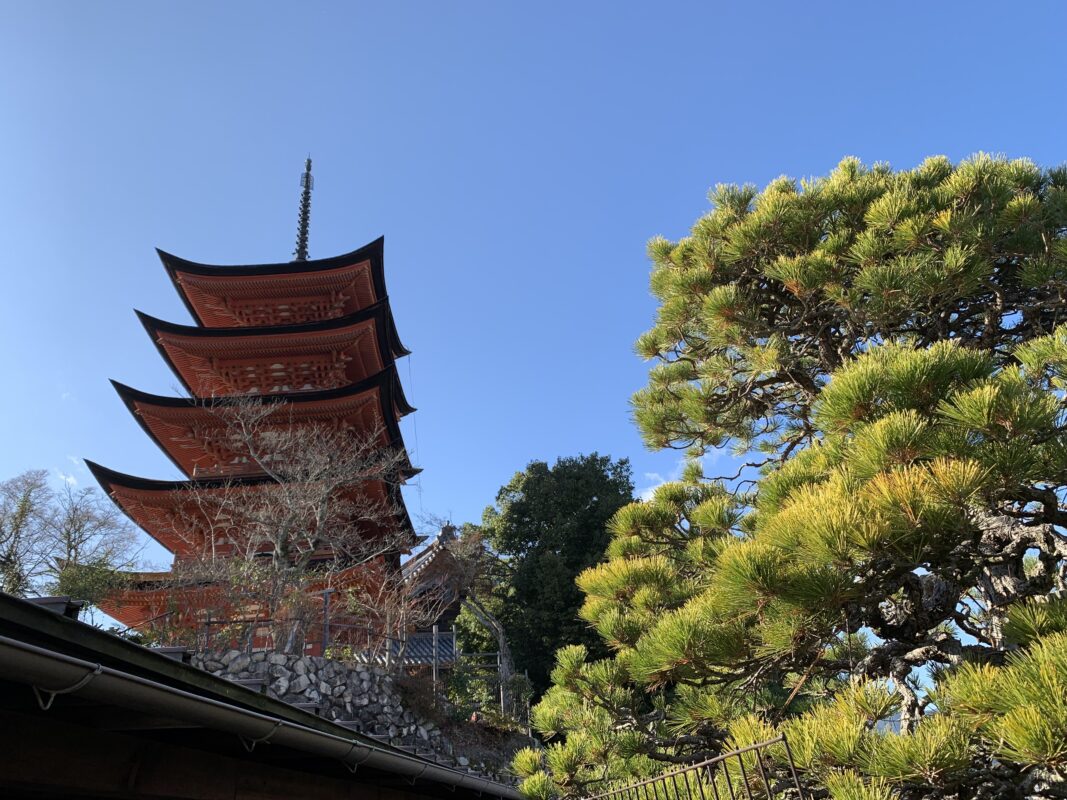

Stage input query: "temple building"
[{"left": 90, "top": 161, "right": 419, "bottom": 645}]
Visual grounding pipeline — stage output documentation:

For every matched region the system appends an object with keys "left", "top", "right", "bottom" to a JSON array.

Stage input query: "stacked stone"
[{"left": 192, "top": 650, "right": 443, "bottom": 748}]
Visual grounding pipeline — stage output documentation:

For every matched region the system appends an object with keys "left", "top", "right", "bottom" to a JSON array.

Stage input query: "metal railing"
[{"left": 586, "top": 737, "right": 805, "bottom": 800}]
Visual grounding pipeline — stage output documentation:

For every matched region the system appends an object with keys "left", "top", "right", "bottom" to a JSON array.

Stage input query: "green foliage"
[
  {"left": 480, "top": 454, "right": 634, "bottom": 694},
  {"left": 824, "top": 771, "right": 895, "bottom": 800},
  {"left": 517, "top": 156, "right": 1067, "bottom": 799},
  {"left": 634, "top": 154, "right": 1067, "bottom": 460},
  {"left": 937, "top": 633, "right": 1067, "bottom": 769},
  {"left": 52, "top": 559, "right": 130, "bottom": 606},
  {"left": 1004, "top": 595, "right": 1067, "bottom": 646},
  {"left": 861, "top": 716, "right": 972, "bottom": 786},
  {"left": 524, "top": 331, "right": 1067, "bottom": 796},
  {"left": 519, "top": 771, "right": 557, "bottom": 800},
  {"left": 512, "top": 747, "right": 544, "bottom": 778}
]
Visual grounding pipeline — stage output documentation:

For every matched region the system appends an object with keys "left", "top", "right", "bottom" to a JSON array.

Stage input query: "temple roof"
[
  {"left": 96, "top": 562, "right": 381, "bottom": 630},
  {"left": 112, "top": 367, "right": 416, "bottom": 479},
  {"left": 159, "top": 237, "right": 391, "bottom": 328},
  {"left": 85, "top": 461, "right": 415, "bottom": 557},
  {"left": 402, "top": 525, "right": 458, "bottom": 584},
  {"left": 138, "top": 301, "right": 410, "bottom": 397}
]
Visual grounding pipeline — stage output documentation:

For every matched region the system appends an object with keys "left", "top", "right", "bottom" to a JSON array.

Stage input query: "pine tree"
[
  {"left": 516, "top": 156, "right": 1067, "bottom": 800},
  {"left": 634, "top": 154, "right": 1067, "bottom": 464}
]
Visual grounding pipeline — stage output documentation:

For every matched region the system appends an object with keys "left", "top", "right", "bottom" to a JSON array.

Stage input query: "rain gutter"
[{"left": 0, "top": 633, "right": 522, "bottom": 799}]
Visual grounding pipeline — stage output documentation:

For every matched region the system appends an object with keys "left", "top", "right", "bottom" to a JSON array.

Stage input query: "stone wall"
[{"left": 192, "top": 649, "right": 448, "bottom": 754}]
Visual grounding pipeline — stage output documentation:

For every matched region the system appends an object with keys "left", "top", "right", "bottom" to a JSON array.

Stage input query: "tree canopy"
[
  {"left": 0, "top": 470, "right": 139, "bottom": 608},
  {"left": 477, "top": 453, "right": 634, "bottom": 694},
  {"left": 634, "top": 154, "right": 1067, "bottom": 465},
  {"left": 516, "top": 156, "right": 1067, "bottom": 800}
]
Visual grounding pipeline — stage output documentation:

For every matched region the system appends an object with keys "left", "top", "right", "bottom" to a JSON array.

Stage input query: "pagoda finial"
[{"left": 292, "top": 156, "right": 313, "bottom": 262}]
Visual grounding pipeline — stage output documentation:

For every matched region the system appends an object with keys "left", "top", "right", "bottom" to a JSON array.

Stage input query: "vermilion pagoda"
[{"left": 90, "top": 164, "right": 417, "bottom": 638}]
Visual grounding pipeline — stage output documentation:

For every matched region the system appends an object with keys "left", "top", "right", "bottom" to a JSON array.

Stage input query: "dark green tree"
[
  {"left": 479, "top": 454, "right": 634, "bottom": 695},
  {"left": 516, "top": 156, "right": 1067, "bottom": 800}
]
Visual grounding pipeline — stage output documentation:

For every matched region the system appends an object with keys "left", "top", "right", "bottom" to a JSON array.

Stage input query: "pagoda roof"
[
  {"left": 97, "top": 562, "right": 381, "bottom": 630},
  {"left": 111, "top": 367, "right": 416, "bottom": 479},
  {"left": 159, "top": 237, "right": 393, "bottom": 328},
  {"left": 85, "top": 461, "right": 415, "bottom": 557},
  {"left": 95, "top": 574, "right": 223, "bottom": 630},
  {"left": 138, "top": 300, "right": 410, "bottom": 397}
]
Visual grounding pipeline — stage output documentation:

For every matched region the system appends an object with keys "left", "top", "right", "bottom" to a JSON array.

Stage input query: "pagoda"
[{"left": 90, "top": 160, "right": 418, "bottom": 642}]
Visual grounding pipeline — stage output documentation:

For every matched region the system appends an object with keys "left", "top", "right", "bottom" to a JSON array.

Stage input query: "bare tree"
[
  {"left": 140, "top": 398, "right": 414, "bottom": 654},
  {"left": 340, "top": 557, "right": 453, "bottom": 672},
  {"left": 0, "top": 470, "right": 140, "bottom": 610},
  {"left": 445, "top": 526, "right": 519, "bottom": 714},
  {"left": 0, "top": 470, "right": 52, "bottom": 595},
  {"left": 44, "top": 483, "right": 142, "bottom": 609}
]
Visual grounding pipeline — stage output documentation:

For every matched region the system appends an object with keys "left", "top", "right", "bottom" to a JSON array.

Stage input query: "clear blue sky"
[{"left": 2, "top": 2, "right": 1065, "bottom": 568}]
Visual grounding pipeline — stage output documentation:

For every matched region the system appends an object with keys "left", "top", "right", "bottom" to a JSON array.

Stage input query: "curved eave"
[
  {"left": 158, "top": 237, "right": 388, "bottom": 327},
  {"left": 116, "top": 357, "right": 411, "bottom": 433},
  {"left": 136, "top": 302, "right": 410, "bottom": 396},
  {"left": 86, "top": 459, "right": 275, "bottom": 496},
  {"left": 84, "top": 461, "right": 419, "bottom": 549},
  {"left": 110, "top": 372, "right": 417, "bottom": 480},
  {"left": 137, "top": 299, "right": 410, "bottom": 357}
]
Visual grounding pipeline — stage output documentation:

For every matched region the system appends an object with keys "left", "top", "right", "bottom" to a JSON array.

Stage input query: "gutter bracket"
[
  {"left": 342, "top": 743, "right": 374, "bottom": 774},
  {"left": 32, "top": 663, "right": 103, "bottom": 710},
  {"left": 240, "top": 720, "right": 283, "bottom": 752},
  {"left": 406, "top": 763, "right": 430, "bottom": 785}
]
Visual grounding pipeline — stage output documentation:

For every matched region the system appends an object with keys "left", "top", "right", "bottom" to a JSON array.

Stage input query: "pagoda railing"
[{"left": 585, "top": 737, "right": 806, "bottom": 800}]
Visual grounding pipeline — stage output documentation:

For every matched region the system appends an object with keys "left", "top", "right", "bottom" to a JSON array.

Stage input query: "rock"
[
  {"left": 333, "top": 684, "right": 346, "bottom": 697},
  {"left": 417, "top": 726, "right": 429, "bottom": 740},
  {"left": 319, "top": 681, "right": 331, "bottom": 695},
  {"left": 204, "top": 660, "right": 223, "bottom": 672},
  {"left": 292, "top": 659, "right": 307, "bottom": 675},
  {"left": 457, "top": 757, "right": 469, "bottom": 767},
  {"left": 270, "top": 676, "right": 290, "bottom": 696},
  {"left": 268, "top": 653, "right": 288, "bottom": 666},
  {"left": 289, "top": 674, "right": 311, "bottom": 693},
  {"left": 220, "top": 649, "right": 242, "bottom": 666},
  {"left": 230, "top": 654, "right": 250, "bottom": 673},
  {"left": 251, "top": 651, "right": 266, "bottom": 662},
  {"left": 268, "top": 665, "right": 291, "bottom": 679},
  {"left": 306, "top": 688, "right": 321, "bottom": 703}
]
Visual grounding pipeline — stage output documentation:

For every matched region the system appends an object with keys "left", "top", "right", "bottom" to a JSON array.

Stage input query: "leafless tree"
[
  {"left": 0, "top": 470, "right": 140, "bottom": 609},
  {"left": 141, "top": 397, "right": 415, "bottom": 654},
  {"left": 339, "top": 557, "right": 453, "bottom": 672},
  {"left": 0, "top": 470, "right": 52, "bottom": 595},
  {"left": 444, "top": 526, "right": 519, "bottom": 714}
]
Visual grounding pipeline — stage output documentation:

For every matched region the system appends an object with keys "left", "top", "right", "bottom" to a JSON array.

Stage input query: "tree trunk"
[{"left": 461, "top": 595, "right": 516, "bottom": 715}]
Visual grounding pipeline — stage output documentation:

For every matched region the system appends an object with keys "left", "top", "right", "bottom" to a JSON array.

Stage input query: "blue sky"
[{"left": 2, "top": 2, "right": 1065, "bottom": 568}]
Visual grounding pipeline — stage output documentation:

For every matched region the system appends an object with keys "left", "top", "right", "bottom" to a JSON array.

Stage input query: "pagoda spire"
[{"left": 292, "top": 156, "right": 313, "bottom": 262}]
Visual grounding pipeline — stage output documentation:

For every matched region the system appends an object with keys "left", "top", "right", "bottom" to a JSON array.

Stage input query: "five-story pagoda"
[{"left": 89, "top": 160, "right": 418, "bottom": 648}]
